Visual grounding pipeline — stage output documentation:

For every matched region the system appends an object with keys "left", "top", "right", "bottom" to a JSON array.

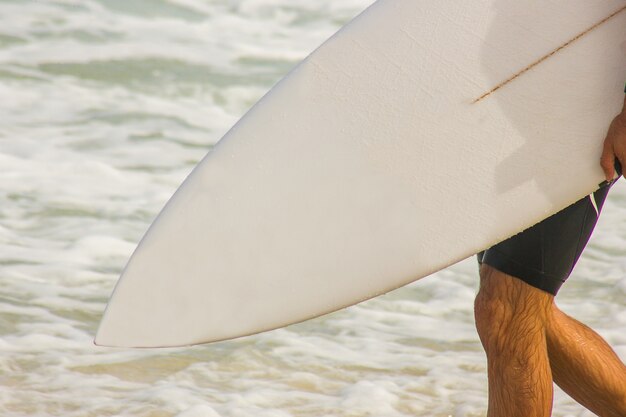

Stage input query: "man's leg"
[
  {"left": 474, "top": 178, "right": 622, "bottom": 416},
  {"left": 547, "top": 305, "right": 626, "bottom": 417},
  {"left": 476, "top": 264, "right": 626, "bottom": 417},
  {"left": 475, "top": 264, "right": 554, "bottom": 417}
]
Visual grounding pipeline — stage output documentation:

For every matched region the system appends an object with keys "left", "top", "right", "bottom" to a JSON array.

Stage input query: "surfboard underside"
[{"left": 96, "top": 0, "right": 626, "bottom": 347}]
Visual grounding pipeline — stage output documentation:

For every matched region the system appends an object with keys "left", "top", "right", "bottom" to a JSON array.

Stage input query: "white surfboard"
[{"left": 95, "top": 0, "right": 626, "bottom": 348}]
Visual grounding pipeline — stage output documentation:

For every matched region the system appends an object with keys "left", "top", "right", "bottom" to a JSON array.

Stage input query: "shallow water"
[{"left": 1, "top": 1, "right": 625, "bottom": 416}]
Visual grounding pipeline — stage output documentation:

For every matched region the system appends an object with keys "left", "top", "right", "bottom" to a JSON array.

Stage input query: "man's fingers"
[
  {"left": 614, "top": 152, "right": 625, "bottom": 179},
  {"left": 600, "top": 142, "right": 615, "bottom": 182}
]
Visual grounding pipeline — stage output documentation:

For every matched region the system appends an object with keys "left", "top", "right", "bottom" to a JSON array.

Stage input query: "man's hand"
[{"left": 601, "top": 95, "right": 626, "bottom": 181}]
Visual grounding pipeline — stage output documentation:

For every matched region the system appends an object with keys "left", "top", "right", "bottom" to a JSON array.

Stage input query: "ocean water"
[{"left": 0, "top": 1, "right": 625, "bottom": 416}]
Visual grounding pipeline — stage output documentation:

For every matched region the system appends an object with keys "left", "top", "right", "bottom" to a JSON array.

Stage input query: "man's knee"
[{"left": 475, "top": 264, "right": 553, "bottom": 354}]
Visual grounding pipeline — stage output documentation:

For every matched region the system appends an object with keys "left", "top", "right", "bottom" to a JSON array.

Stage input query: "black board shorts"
[{"left": 477, "top": 168, "right": 621, "bottom": 296}]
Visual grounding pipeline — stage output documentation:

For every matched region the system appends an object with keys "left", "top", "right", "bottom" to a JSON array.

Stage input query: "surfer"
[{"left": 474, "top": 91, "right": 626, "bottom": 417}]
